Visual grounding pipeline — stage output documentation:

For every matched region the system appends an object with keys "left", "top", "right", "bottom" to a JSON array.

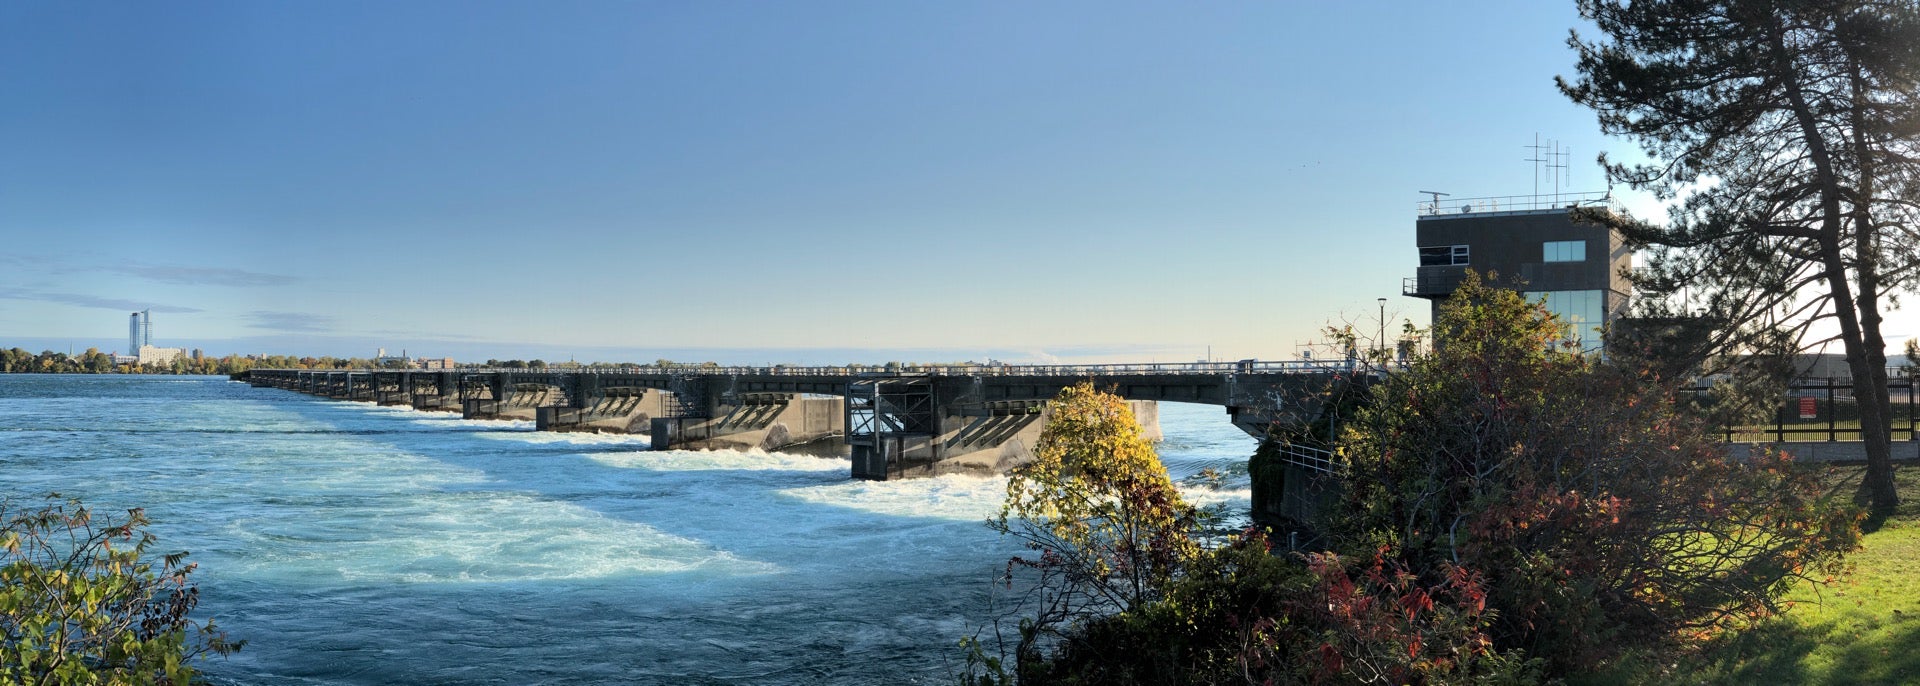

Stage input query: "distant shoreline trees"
[{"left": 0, "top": 347, "right": 412, "bottom": 376}]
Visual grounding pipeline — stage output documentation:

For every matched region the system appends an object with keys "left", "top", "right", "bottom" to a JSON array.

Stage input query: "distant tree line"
[{"left": 0, "top": 346, "right": 401, "bottom": 376}]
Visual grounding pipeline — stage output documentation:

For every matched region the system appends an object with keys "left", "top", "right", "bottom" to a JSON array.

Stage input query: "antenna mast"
[
  {"left": 1548, "top": 140, "right": 1570, "bottom": 206},
  {"left": 1524, "top": 133, "right": 1549, "bottom": 200}
]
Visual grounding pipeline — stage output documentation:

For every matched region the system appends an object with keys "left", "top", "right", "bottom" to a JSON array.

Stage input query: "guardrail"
[
  {"left": 1418, "top": 191, "right": 1611, "bottom": 217},
  {"left": 249, "top": 359, "right": 1391, "bottom": 377}
]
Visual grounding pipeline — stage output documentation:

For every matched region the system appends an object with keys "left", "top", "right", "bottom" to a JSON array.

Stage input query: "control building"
[{"left": 1401, "top": 192, "right": 1630, "bottom": 351}]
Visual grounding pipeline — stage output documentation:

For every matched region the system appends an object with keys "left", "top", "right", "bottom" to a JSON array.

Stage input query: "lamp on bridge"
[{"left": 1377, "top": 297, "right": 1387, "bottom": 359}]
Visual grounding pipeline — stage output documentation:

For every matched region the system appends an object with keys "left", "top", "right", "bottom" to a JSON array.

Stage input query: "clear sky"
[{"left": 3, "top": 1, "right": 1913, "bottom": 365}]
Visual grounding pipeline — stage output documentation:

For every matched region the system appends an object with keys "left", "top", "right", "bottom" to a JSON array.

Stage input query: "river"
[{"left": 0, "top": 374, "right": 1255, "bottom": 684}]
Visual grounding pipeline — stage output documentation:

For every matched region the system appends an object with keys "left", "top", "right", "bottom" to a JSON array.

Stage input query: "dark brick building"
[{"left": 1402, "top": 194, "right": 1630, "bottom": 351}]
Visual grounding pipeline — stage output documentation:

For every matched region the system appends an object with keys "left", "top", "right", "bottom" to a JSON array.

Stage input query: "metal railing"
[
  {"left": 1271, "top": 442, "right": 1340, "bottom": 475},
  {"left": 1690, "top": 378, "right": 1919, "bottom": 443},
  {"left": 251, "top": 359, "right": 1382, "bottom": 377},
  {"left": 1418, "top": 191, "right": 1611, "bottom": 217},
  {"left": 1403, "top": 273, "right": 1468, "bottom": 297}
]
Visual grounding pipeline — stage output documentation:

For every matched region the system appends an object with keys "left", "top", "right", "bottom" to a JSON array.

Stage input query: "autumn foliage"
[
  {"left": 978, "top": 383, "right": 1203, "bottom": 679},
  {"left": 0, "top": 495, "right": 241, "bottom": 684},
  {"left": 1333, "top": 274, "right": 1862, "bottom": 672},
  {"left": 970, "top": 276, "right": 1863, "bottom": 684}
]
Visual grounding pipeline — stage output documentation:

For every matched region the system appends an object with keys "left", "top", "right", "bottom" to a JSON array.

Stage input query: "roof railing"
[{"left": 1418, "top": 191, "right": 1612, "bottom": 217}]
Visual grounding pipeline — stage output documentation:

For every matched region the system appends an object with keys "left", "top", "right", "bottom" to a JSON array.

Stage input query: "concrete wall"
[
  {"left": 860, "top": 400, "right": 1161, "bottom": 479},
  {"left": 1726, "top": 439, "right": 1920, "bottom": 463},
  {"left": 650, "top": 395, "right": 845, "bottom": 452},
  {"left": 536, "top": 388, "right": 669, "bottom": 433}
]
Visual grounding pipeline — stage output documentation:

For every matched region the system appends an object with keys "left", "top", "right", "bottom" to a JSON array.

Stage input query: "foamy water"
[{"left": 0, "top": 375, "right": 1254, "bottom": 684}]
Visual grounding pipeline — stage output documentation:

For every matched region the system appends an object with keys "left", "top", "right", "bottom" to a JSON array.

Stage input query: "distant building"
[
  {"left": 1402, "top": 192, "right": 1630, "bottom": 351},
  {"left": 373, "top": 348, "right": 414, "bottom": 368},
  {"left": 124, "top": 310, "right": 185, "bottom": 366},
  {"left": 137, "top": 345, "right": 185, "bottom": 366},
  {"left": 419, "top": 357, "right": 457, "bottom": 370},
  {"left": 127, "top": 311, "right": 151, "bottom": 353}
]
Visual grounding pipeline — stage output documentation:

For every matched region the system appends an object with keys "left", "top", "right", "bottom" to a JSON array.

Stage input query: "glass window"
[
  {"left": 1526, "top": 290, "right": 1605, "bottom": 351},
  {"left": 1419, "top": 245, "right": 1469, "bottom": 267},
  {"left": 1543, "top": 240, "right": 1587, "bottom": 262}
]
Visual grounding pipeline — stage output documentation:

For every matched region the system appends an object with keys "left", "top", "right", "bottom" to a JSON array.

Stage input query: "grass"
[{"left": 1587, "top": 465, "right": 1920, "bottom": 685}]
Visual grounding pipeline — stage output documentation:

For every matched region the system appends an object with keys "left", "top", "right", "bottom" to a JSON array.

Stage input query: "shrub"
[
  {"left": 984, "top": 383, "right": 1203, "bottom": 677},
  {"left": 1333, "top": 273, "right": 1861, "bottom": 671},
  {"left": 0, "top": 495, "right": 240, "bottom": 684}
]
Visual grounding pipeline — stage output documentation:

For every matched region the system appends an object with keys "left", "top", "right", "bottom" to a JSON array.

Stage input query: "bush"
[
  {"left": 968, "top": 278, "right": 1859, "bottom": 683},
  {"left": 1020, "top": 535, "right": 1538, "bottom": 686},
  {"left": 983, "top": 383, "right": 1203, "bottom": 678},
  {"left": 974, "top": 385, "right": 1534, "bottom": 685},
  {"left": 0, "top": 495, "right": 240, "bottom": 684},
  {"left": 1332, "top": 274, "right": 1861, "bottom": 672}
]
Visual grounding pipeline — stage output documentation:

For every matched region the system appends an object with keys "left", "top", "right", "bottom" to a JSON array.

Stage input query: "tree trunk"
[
  {"left": 1772, "top": 22, "right": 1900, "bottom": 519},
  {"left": 1846, "top": 62, "right": 1901, "bottom": 519}
]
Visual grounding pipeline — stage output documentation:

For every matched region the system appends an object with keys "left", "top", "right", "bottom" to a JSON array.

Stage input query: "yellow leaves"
[{"left": 994, "top": 383, "right": 1202, "bottom": 602}]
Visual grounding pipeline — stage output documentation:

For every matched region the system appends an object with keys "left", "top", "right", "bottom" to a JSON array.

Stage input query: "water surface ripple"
[{"left": 0, "top": 375, "right": 1253, "bottom": 684}]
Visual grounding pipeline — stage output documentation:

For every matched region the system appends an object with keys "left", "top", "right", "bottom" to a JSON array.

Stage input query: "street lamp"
[{"left": 1377, "top": 297, "right": 1388, "bottom": 359}]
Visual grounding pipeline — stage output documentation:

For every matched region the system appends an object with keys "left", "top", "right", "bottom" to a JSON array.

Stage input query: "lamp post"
[{"left": 1377, "top": 297, "right": 1387, "bottom": 359}]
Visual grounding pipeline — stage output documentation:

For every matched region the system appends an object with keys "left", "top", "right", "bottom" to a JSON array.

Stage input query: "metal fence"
[
  {"left": 1692, "top": 378, "right": 1920, "bottom": 443},
  {"left": 1417, "top": 191, "right": 1612, "bottom": 216}
]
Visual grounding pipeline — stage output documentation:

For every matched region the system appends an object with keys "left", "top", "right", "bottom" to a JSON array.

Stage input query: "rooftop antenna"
[
  {"left": 1548, "top": 140, "right": 1570, "bottom": 206},
  {"left": 1525, "top": 133, "right": 1549, "bottom": 200},
  {"left": 1418, "top": 190, "right": 1449, "bottom": 215}
]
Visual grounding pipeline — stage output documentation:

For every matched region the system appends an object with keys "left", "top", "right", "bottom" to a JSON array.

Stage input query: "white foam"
[
  {"left": 586, "top": 448, "right": 846, "bottom": 473},
  {"left": 777, "top": 474, "right": 1010, "bottom": 521},
  {"left": 476, "top": 429, "right": 647, "bottom": 446},
  {"left": 231, "top": 486, "right": 776, "bottom": 584},
  {"left": 1179, "top": 485, "right": 1253, "bottom": 510}
]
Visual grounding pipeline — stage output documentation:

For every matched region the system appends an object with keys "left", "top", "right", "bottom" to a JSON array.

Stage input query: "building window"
[
  {"left": 1526, "top": 290, "right": 1605, "bottom": 351},
  {"left": 1419, "top": 245, "right": 1469, "bottom": 267},
  {"left": 1543, "top": 240, "right": 1587, "bottom": 262}
]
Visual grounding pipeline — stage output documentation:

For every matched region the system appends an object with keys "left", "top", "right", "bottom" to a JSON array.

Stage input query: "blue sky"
[{"left": 3, "top": 2, "right": 1910, "bottom": 364}]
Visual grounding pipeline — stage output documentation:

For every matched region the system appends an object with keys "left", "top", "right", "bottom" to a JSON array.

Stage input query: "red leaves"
[
  {"left": 1291, "top": 550, "right": 1500, "bottom": 682},
  {"left": 1400, "top": 587, "right": 1435, "bottom": 621}
]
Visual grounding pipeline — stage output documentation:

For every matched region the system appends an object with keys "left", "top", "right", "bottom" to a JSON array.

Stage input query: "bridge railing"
[{"left": 254, "top": 359, "right": 1386, "bottom": 378}]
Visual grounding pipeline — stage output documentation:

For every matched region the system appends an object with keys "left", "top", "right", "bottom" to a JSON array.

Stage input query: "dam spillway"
[{"left": 234, "top": 361, "right": 1369, "bottom": 480}]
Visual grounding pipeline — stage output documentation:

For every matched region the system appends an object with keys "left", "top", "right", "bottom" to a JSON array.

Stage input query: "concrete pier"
[{"left": 649, "top": 394, "right": 846, "bottom": 452}]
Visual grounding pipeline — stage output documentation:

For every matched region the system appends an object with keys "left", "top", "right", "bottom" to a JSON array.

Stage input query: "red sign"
[{"left": 1798, "top": 396, "right": 1818, "bottom": 419}]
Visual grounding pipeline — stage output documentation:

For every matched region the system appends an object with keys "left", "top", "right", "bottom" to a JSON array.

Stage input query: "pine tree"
[{"left": 1560, "top": 0, "right": 1920, "bottom": 519}]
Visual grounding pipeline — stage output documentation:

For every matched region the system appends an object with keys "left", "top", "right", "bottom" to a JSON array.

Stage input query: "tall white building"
[{"left": 127, "top": 310, "right": 184, "bottom": 367}]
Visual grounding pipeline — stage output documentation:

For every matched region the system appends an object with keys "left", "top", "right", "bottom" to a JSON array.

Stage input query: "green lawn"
[{"left": 1591, "top": 465, "right": 1920, "bottom": 685}]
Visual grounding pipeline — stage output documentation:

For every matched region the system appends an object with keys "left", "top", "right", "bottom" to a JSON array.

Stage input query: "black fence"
[{"left": 1691, "top": 378, "right": 1919, "bottom": 443}]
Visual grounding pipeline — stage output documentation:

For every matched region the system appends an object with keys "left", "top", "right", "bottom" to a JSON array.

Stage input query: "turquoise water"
[{"left": 0, "top": 375, "right": 1255, "bottom": 684}]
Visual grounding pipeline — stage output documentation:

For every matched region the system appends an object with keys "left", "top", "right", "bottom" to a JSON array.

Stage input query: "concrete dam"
[{"left": 234, "top": 361, "right": 1371, "bottom": 481}]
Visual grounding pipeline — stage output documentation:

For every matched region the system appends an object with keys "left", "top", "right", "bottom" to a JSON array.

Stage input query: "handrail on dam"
[{"left": 403, "top": 359, "right": 1380, "bottom": 377}]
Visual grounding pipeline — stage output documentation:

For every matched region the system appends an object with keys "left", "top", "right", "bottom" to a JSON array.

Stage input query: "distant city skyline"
[{"left": 3, "top": 2, "right": 1914, "bottom": 364}]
